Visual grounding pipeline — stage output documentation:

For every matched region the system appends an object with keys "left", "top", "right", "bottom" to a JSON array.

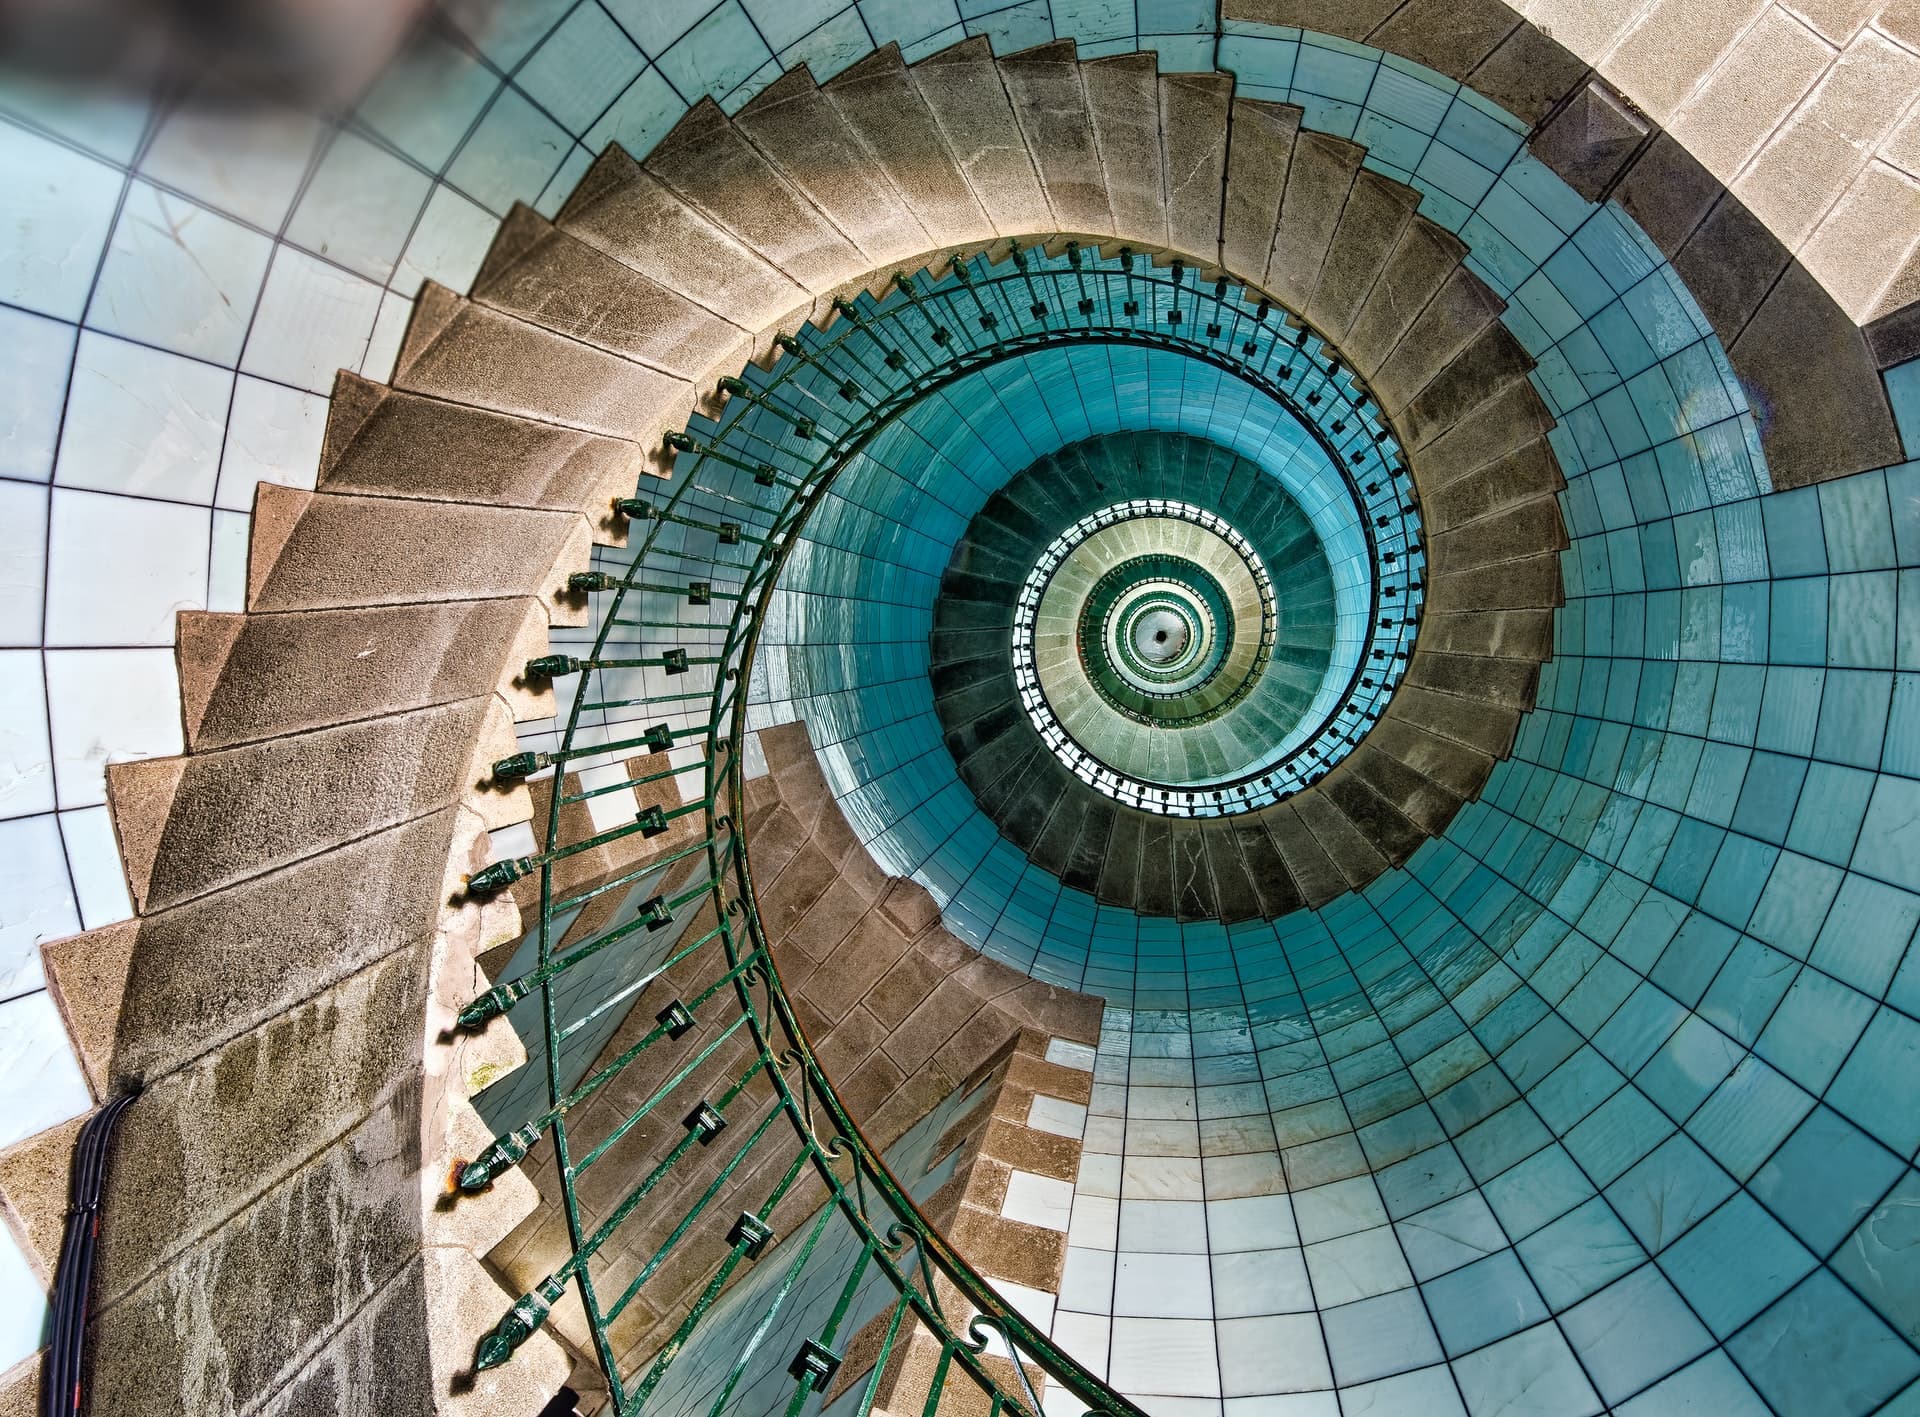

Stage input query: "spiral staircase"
[{"left": 2, "top": 10, "right": 1918, "bottom": 1417}]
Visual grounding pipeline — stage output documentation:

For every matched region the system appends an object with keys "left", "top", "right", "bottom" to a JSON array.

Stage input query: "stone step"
[
  {"left": 1405, "top": 649, "right": 1540, "bottom": 710},
  {"left": 1201, "top": 822, "right": 1262, "bottom": 923},
  {"left": 1223, "top": 99, "right": 1302, "bottom": 284},
  {"left": 1289, "top": 787, "right": 1394, "bottom": 889},
  {"left": 1396, "top": 322, "right": 1537, "bottom": 449},
  {"left": 1392, "top": 682, "right": 1524, "bottom": 759},
  {"left": 1409, "top": 376, "right": 1558, "bottom": 488},
  {"left": 1306, "top": 168, "right": 1423, "bottom": 340},
  {"left": 1365, "top": 717, "right": 1498, "bottom": 801},
  {"left": 471, "top": 205, "right": 747, "bottom": 384},
  {"left": 105, "top": 698, "right": 510, "bottom": 915},
  {"left": 999, "top": 41, "right": 1114, "bottom": 238},
  {"left": 556, "top": 145, "right": 811, "bottom": 333},
  {"left": 1419, "top": 437, "right": 1564, "bottom": 534},
  {"left": 1259, "top": 803, "right": 1351, "bottom": 908},
  {"left": 393, "top": 283, "right": 691, "bottom": 446},
  {"left": 319, "top": 373, "right": 647, "bottom": 545},
  {"left": 1426, "top": 496, "right": 1570, "bottom": 575},
  {"left": 1267, "top": 130, "right": 1367, "bottom": 314},
  {"left": 174, "top": 599, "right": 551, "bottom": 752},
  {"left": 1342, "top": 743, "right": 1462, "bottom": 841},
  {"left": 1341, "top": 217, "right": 1471, "bottom": 378},
  {"left": 1025, "top": 780, "right": 1088, "bottom": 879},
  {"left": 245, "top": 485, "right": 591, "bottom": 623},
  {"left": 734, "top": 66, "right": 933, "bottom": 272},
  {"left": 822, "top": 44, "right": 993, "bottom": 251},
  {"left": 1059, "top": 797, "right": 1117, "bottom": 894},
  {"left": 1416, "top": 606, "right": 1558, "bottom": 661},
  {"left": 1371, "top": 265, "right": 1508, "bottom": 417},
  {"left": 1231, "top": 818, "right": 1309, "bottom": 918},
  {"left": 1159, "top": 72, "right": 1233, "bottom": 262},
  {"left": 1081, "top": 53, "right": 1168, "bottom": 250},
  {"left": 645, "top": 98, "right": 867, "bottom": 297},
  {"left": 910, "top": 37, "right": 1052, "bottom": 236}
]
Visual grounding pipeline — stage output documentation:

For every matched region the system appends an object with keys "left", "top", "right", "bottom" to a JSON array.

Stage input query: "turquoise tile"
[{"left": 1727, "top": 1270, "right": 1920, "bottom": 1417}]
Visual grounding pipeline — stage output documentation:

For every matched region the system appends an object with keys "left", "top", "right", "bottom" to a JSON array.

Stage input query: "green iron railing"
[{"left": 452, "top": 242, "right": 1425, "bottom": 1416}]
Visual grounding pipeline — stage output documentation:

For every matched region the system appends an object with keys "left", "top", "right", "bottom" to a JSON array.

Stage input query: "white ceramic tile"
[
  {"left": 1049, "top": 1308, "right": 1110, "bottom": 1377},
  {"left": 1059, "top": 1244, "right": 1116, "bottom": 1314},
  {"left": 1109, "top": 1317, "right": 1221, "bottom": 1397},
  {"left": 208, "top": 509, "right": 250, "bottom": 612},
  {"left": 977, "top": 1275, "right": 1056, "bottom": 1357},
  {"left": 1118, "top": 1198, "right": 1209, "bottom": 1253},
  {"left": 1069, "top": 1193, "right": 1119, "bottom": 1250},
  {"left": 1212, "top": 1247, "right": 1316, "bottom": 1316},
  {"left": 1339, "top": 1367, "right": 1468, "bottom": 1417},
  {"left": 58, "top": 805, "right": 130, "bottom": 929},
  {"left": 1303, "top": 1227, "right": 1415, "bottom": 1308},
  {"left": 0, "top": 1217, "right": 47, "bottom": 1370},
  {"left": 1078, "top": 1150, "right": 1122, "bottom": 1196},
  {"left": 88, "top": 181, "right": 273, "bottom": 364},
  {"left": 486, "top": 819, "right": 539, "bottom": 864},
  {"left": 1003, "top": 1169, "right": 1075, "bottom": 1232},
  {"left": 214, "top": 374, "right": 325, "bottom": 511},
  {"left": 1029, "top": 1092, "right": 1089, "bottom": 1138},
  {"left": 0, "top": 988, "right": 92, "bottom": 1147},
  {"left": 0, "top": 480, "right": 49, "bottom": 646},
  {"left": 43, "top": 647, "right": 185, "bottom": 807},
  {"left": 583, "top": 64, "right": 685, "bottom": 160},
  {"left": 1046, "top": 1037, "right": 1098, "bottom": 1071},
  {"left": 1122, "top": 1154, "right": 1205, "bottom": 1200},
  {"left": 0, "top": 650, "right": 53, "bottom": 818},
  {"left": 1216, "top": 1313, "right": 1333, "bottom": 1397},
  {"left": 0, "top": 304, "right": 78, "bottom": 480},
  {"left": 445, "top": 86, "right": 570, "bottom": 215},
  {"left": 1115, "top": 1250, "right": 1214, "bottom": 1318},
  {"left": 1292, "top": 1176, "right": 1389, "bottom": 1243},
  {"left": 578, "top": 760, "right": 640, "bottom": 833},
  {"left": 286, "top": 130, "right": 433, "bottom": 282},
  {"left": 1221, "top": 1397, "right": 1338, "bottom": 1417},
  {"left": 1208, "top": 1194, "right": 1300, "bottom": 1252},
  {"left": 0, "top": 70, "right": 152, "bottom": 164},
  {"left": 240, "top": 246, "right": 384, "bottom": 394},
  {"left": 54, "top": 331, "right": 229, "bottom": 502},
  {"left": 393, "top": 183, "right": 496, "bottom": 297},
  {"left": 517, "top": 2, "right": 646, "bottom": 136},
  {"left": 0, "top": 119, "right": 124, "bottom": 321},
  {"left": 43, "top": 489, "right": 208, "bottom": 647},
  {"left": 361, "top": 290, "right": 414, "bottom": 382},
  {"left": 139, "top": 96, "right": 325, "bottom": 232},
  {"left": 0, "top": 814, "right": 72, "bottom": 1001},
  {"left": 353, "top": 28, "right": 499, "bottom": 170}
]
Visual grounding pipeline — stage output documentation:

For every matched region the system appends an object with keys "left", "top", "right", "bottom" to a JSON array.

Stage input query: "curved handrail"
[{"left": 457, "top": 241, "right": 1426, "bottom": 1415}]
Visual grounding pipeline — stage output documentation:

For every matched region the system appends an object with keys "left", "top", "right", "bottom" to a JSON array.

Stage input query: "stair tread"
[
  {"left": 1081, "top": 52, "right": 1169, "bottom": 249},
  {"left": 910, "top": 36, "right": 1053, "bottom": 236},
  {"left": 1222, "top": 98, "right": 1302, "bottom": 287},
  {"left": 1159, "top": 72, "right": 1233, "bottom": 261},
  {"left": 1307, "top": 167, "right": 1423, "bottom": 341},
  {"left": 1267, "top": 129, "right": 1366, "bottom": 312},
  {"left": 999, "top": 42, "right": 1115, "bottom": 238}
]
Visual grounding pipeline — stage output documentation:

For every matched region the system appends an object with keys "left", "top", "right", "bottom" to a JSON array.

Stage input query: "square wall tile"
[
  {"left": 393, "top": 184, "right": 497, "bottom": 297},
  {"left": 0, "top": 480, "right": 50, "bottom": 646},
  {"left": 1110, "top": 1317, "right": 1222, "bottom": 1398},
  {"left": 1115, "top": 1250, "right": 1213, "bottom": 1318},
  {"left": 43, "top": 647, "right": 184, "bottom": 807},
  {"left": 285, "top": 130, "right": 434, "bottom": 282},
  {"left": 0, "top": 988, "right": 92, "bottom": 1148},
  {"left": 445, "top": 86, "right": 571, "bottom": 216},
  {"left": 58, "top": 804, "right": 130, "bottom": 929},
  {"left": 0, "top": 118, "right": 124, "bottom": 320},
  {"left": 1030, "top": 1093, "right": 1090, "bottom": 1138},
  {"left": 0, "top": 814, "right": 75, "bottom": 1000},
  {"left": 0, "top": 1215, "right": 47, "bottom": 1370},
  {"left": 0, "top": 650, "right": 53, "bottom": 818},
  {"left": 240, "top": 246, "right": 384, "bottom": 395},
  {"left": 213, "top": 375, "right": 326, "bottom": 511},
  {"left": 88, "top": 181, "right": 272, "bottom": 363},
  {"left": 140, "top": 94, "right": 325, "bottom": 231},
  {"left": 1215, "top": 1312, "right": 1330, "bottom": 1397},
  {"left": 55, "top": 331, "right": 228, "bottom": 503},
  {"left": 1003, "top": 1170, "right": 1075, "bottom": 1233},
  {"left": 0, "top": 304, "right": 78, "bottom": 480},
  {"left": 43, "top": 489, "right": 208, "bottom": 647}
]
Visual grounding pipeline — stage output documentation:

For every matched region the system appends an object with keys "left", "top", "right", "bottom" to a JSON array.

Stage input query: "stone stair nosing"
[
  {"left": 909, "top": 35, "right": 1055, "bottom": 239},
  {"left": 471, "top": 203, "right": 752, "bottom": 390},
  {"left": 998, "top": 40, "right": 1117, "bottom": 241},
  {"left": 391, "top": 280, "right": 694, "bottom": 453},
  {"left": 1231, "top": 817, "right": 1309, "bottom": 918},
  {"left": 1370, "top": 264, "right": 1509, "bottom": 418},
  {"left": 1340, "top": 216, "right": 1473, "bottom": 378},
  {"left": 1095, "top": 807, "right": 1147, "bottom": 907},
  {"left": 319, "top": 371, "right": 654, "bottom": 554},
  {"left": 1425, "top": 496, "right": 1570, "bottom": 578},
  {"left": 1133, "top": 813, "right": 1178, "bottom": 917},
  {"left": 734, "top": 65, "right": 936, "bottom": 274},
  {"left": 822, "top": 44, "right": 995, "bottom": 253},
  {"left": 1305, "top": 167, "right": 1423, "bottom": 341},
  {"left": 244, "top": 483, "right": 593, "bottom": 626},
  {"left": 1395, "top": 321, "right": 1538, "bottom": 450},
  {"left": 1259, "top": 802, "right": 1351, "bottom": 908},
  {"left": 644, "top": 97, "right": 870, "bottom": 298},
  {"left": 1060, "top": 797, "right": 1118, "bottom": 895},
  {"left": 1223, "top": 97, "right": 1303, "bottom": 288},
  {"left": 1419, "top": 435, "right": 1565, "bottom": 534},
  {"left": 1081, "top": 52, "right": 1171, "bottom": 252},
  {"left": 1289, "top": 786, "right": 1395, "bottom": 887},
  {"left": 556, "top": 144, "right": 813, "bottom": 336},
  {"left": 1159, "top": 71, "right": 1235, "bottom": 265},
  {"left": 1266, "top": 129, "right": 1367, "bottom": 316}
]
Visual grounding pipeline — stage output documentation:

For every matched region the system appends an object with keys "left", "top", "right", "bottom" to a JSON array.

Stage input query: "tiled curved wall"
[{"left": 1, "top": 3, "right": 1918, "bottom": 1412}]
